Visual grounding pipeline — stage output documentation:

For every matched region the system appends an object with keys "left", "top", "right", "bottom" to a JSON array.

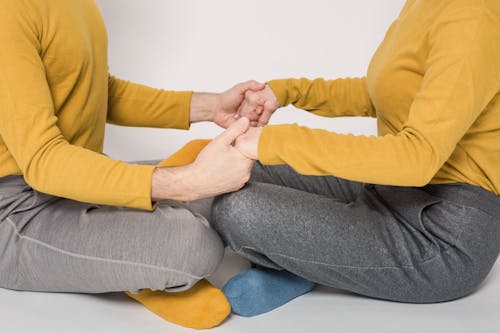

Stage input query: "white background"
[
  {"left": 97, "top": 0, "right": 404, "bottom": 161},
  {"left": 3, "top": 1, "right": 499, "bottom": 333}
]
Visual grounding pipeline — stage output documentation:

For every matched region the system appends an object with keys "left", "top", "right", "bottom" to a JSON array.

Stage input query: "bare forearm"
[
  {"left": 150, "top": 118, "right": 254, "bottom": 203},
  {"left": 151, "top": 166, "right": 201, "bottom": 202},
  {"left": 189, "top": 93, "right": 219, "bottom": 123}
]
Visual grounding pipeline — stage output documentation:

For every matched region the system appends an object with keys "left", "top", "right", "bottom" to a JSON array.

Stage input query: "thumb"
[
  {"left": 215, "top": 117, "right": 250, "bottom": 146},
  {"left": 237, "top": 80, "right": 265, "bottom": 94}
]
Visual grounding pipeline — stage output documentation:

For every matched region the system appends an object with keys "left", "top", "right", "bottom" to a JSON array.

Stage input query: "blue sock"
[{"left": 222, "top": 267, "right": 315, "bottom": 317}]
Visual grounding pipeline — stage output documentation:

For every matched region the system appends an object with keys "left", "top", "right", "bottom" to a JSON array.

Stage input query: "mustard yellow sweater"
[
  {"left": 264, "top": 0, "right": 500, "bottom": 195},
  {"left": 0, "top": 0, "right": 193, "bottom": 210},
  {"left": 1, "top": 1, "right": 499, "bottom": 214}
]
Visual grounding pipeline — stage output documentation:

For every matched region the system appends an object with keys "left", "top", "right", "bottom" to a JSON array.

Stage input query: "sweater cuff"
[
  {"left": 130, "top": 164, "right": 157, "bottom": 211},
  {"left": 258, "top": 125, "right": 289, "bottom": 165},
  {"left": 267, "top": 79, "right": 293, "bottom": 107},
  {"left": 162, "top": 90, "right": 192, "bottom": 130}
]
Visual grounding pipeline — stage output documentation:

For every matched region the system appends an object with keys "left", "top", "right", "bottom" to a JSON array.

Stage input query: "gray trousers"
[
  {"left": 212, "top": 163, "right": 500, "bottom": 303},
  {"left": 0, "top": 162, "right": 223, "bottom": 293}
]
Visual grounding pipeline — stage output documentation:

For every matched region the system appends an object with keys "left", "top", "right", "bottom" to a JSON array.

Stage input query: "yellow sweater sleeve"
[
  {"left": 267, "top": 77, "right": 375, "bottom": 117},
  {"left": 107, "top": 75, "right": 192, "bottom": 129},
  {"left": 0, "top": 5, "right": 155, "bottom": 211},
  {"left": 259, "top": 7, "right": 499, "bottom": 186}
]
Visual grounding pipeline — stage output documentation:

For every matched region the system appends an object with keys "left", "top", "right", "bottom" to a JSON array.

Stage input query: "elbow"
[
  {"left": 21, "top": 138, "right": 66, "bottom": 194},
  {"left": 22, "top": 162, "right": 44, "bottom": 193},
  {"left": 21, "top": 152, "right": 46, "bottom": 192},
  {"left": 401, "top": 168, "right": 435, "bottom": 187},
  {"left": 413, "top": 153, "right": 442, "bottom": 187},
  {"left": 401, "top": 128, "right": 443, "bottom": 187},
  {"left": 413, "top": 170, "right": 436, "bottom": 187}
]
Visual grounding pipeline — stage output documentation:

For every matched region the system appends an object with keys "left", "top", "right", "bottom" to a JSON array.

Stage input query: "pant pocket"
[
  {"left": 371, "top": 185, "right": 443, "bottom": 231},
  {"left": 371, "top": 184, "right": 444, "bottom": 259},
  {"left": 420, "top": 200, "right": 467, "bottom": 250},
  {"left": 374, "top": 185, "right": 468, "bottom": 252}
]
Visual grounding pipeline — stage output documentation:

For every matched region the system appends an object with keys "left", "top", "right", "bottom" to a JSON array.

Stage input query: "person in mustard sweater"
[
  {"left": 211, "top": 0, "right": 500, "bottom": 316},
  {"left": 0, "top": 0, "right": 267, "bottom": 329}
]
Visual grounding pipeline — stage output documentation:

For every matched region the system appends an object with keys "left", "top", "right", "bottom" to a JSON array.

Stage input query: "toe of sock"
[
  {"left": 188, "top": 289, "right": 231, "bottom": 329},
  {"left": 124, "top": 280, "right": 231, "bottom": 330},
  {"left": 222, "top": 268, "right": 315, "bottom": 317}
]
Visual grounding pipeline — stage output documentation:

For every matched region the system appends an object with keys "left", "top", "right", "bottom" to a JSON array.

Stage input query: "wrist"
[
  {"left": 265, "top": 81, "right": 286, "bottom": 107},
  {"left": 189, "top": 93, "right": 219, "bottom": 123},
  {"left": 151, "top": 165, "right": 201, "bottom": 201}
]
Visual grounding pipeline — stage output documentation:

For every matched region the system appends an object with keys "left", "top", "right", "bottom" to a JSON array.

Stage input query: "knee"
[
  {"left": 132, "top": 220, "right": 224, "bottom": 292},
  {"left": 211, "top": 185, "right": 261, "bottom": 247},
  {"left": 211, "top": 192, "right": 240, "bottom": 233},
  {"left": 183, "top": 220, "right": 225, "bottom": 278},
  {"left": 150, "top": 209, "right": 225, "bottom": 281}
]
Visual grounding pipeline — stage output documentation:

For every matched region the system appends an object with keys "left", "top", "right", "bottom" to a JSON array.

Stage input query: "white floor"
[{"left": 2, "top": 250, "right": 499, "bottom": 333}]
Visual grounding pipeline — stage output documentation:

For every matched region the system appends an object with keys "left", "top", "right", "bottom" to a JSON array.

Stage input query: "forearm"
[
  {"left": 151, "top": 165, "right": 200, "bottom": 202},
  {"left": 152, "top": 118, "right": 254, "bottom": 202},
  {"left": 189, "top": 93, "right": 219, "bottom": 123},
  {"left": 19, "top": 139, "right": 156, "bottom": 210},
  {"left": 258, "top": 124, "right": 438, "bottom": 187},
  {"left": 108, "top": 75, "right": 220, "bottom": 126},
  {"left": 267, "top": 77, "right": 375, "bottom": 117},
  {"left": 107, "top": 74, "right": 192, "bottom": 129}
]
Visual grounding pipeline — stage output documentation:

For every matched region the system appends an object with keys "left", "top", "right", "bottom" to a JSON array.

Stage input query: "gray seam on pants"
[
  {"left": 5, "top": 218, "right": 203, "bottom": 280},
  {"left": 452, "top": 206, "right": 468, "bottom": 247},
  {"left": 239, "top": 243, "right": 455, "bottom": 271}
]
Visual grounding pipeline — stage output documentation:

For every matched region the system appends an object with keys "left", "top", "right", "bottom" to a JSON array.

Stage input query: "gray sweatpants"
[
  {"left": 212, "top": 163, "right": 500, "bottom": 303},
  {"left": 0, "top": 163, "right": 224, "bottom": 293}
]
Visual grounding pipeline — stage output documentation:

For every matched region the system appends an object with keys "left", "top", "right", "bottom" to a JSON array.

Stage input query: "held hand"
[
  {"left": 190, "top": 117, "right": 255, "bottom": 198},
  {"left": 234, "top": 126, "right": 263, "bottom": 160},
  {"left": 151, "top": 118, "right": 254, "bottom": 201},
  {"left": 213, "top": 81, "right": 265, "bottom": 128},
  {"left": 237, "top": 85, "right": 279, "bottom": 127}
]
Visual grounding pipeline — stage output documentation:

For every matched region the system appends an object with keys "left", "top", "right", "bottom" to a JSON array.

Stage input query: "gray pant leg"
[
  {"left": 212, "top": 165, "right": 500, "bottom": 303},
  {"left": 0, "top": 176, "right": 224, "bottom": 293},
  {"left": 250, "top": 162, "right": 364, "bottom": 202}
]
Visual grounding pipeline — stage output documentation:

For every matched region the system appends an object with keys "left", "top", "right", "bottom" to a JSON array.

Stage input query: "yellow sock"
[
  {"left": 125, "top": 280, "right": 230, "bottom": 330},
  {"left": 156, "top": 139, "right": 211, "bottom": 167},
  {"left": 125, "top": 139, "right": 229, "bottom": 330}
]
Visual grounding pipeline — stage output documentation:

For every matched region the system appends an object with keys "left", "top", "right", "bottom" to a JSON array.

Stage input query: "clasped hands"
[
  {"left": 192, "top": 80, "right": 279, "bottom": 195},
  {"left": 215, "top": 80, "right": 280, "bottom": 159},
  {"left": 152, "top": 80, "right": 280, "bottom": 202}
]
